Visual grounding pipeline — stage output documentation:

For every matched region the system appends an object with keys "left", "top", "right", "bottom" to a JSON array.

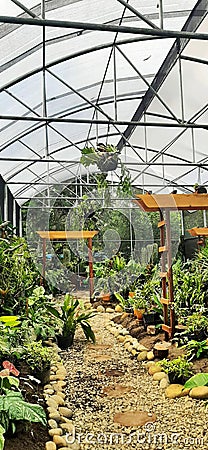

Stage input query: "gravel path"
[{"left": 61, "top": 313, "right": 208, "bottom": 450}]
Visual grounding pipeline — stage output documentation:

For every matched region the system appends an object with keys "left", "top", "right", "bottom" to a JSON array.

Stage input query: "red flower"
[{"left": 2, "top": 361, "right": 20, "bottom": 377}]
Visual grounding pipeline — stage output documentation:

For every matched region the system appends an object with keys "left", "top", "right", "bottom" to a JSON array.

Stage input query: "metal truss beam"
[
  {"left": 1, "top": 114, "right": 208, "bottom": 129},
  {"left": 116, "top": 0, "right": 208, "bottom": 149},
  {"left": 1, "top": 14, "right": 208, "bottom": 41},
  {"left": 10, "top": 0, "right": 38, "bottom": 18},
  {"left": 0, "top": 157, "right": 207, "bottom": 166},
  {"left": 116, "top": 0, "right": 159, "bottom": 29}
]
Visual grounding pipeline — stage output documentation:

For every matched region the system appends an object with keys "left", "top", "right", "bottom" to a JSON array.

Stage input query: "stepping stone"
[
  {"left": 102, "top": 384, "right": 132, "bottom": 397},
  {"left": 104, "top": 369, "right": 125, "bottom": 377},
  {"left": 114, "top": 410, "right": 156, "bottom": 427}
]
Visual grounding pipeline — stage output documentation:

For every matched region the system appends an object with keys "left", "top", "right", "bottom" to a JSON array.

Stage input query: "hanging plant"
[
  {"left": 80, "top": 144, "right": 133, "bottom": 197},
  {"left": 80, "top": 144, "right": 119, "bottom": 172}
]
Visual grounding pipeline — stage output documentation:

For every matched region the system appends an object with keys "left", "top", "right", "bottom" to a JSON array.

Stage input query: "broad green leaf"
[
  {"left": 81, "top": 322, "right": 96, "bottom": 343},
  {"left": 4, "top": 395, "right": 47, "bottom": 426},
  {"left": 1, "top": 376, "right": 20, "bottom": 391},
  {"left": 0, "top": 425, "right": 5, "bottom": 450},
  {"left": 184, "top": 373, "right": 208, "bottom": 390}
]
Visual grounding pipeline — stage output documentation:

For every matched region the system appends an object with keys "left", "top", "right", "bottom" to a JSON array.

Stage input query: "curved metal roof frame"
[{"left": 0, "top": 0, "right": 208, "bottom": 205}]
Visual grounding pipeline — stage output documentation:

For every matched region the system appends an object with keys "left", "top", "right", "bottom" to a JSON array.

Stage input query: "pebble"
[
  {"left": 165, "top": 384, "right": 190, "bottom": 399},
  {"left": 115, "top": 305, "right": 123, "bottom": 312},
  {"left": 97, "top": 305, "right": 105, "bottom": 313},
  {"left": 149, "top": 365, "right": 162, "bottom": 375},
  {"left": 153, "top": 372, "right": 167, "bottom": 381},
  {"left": 147, "top": 350, "right": 154, "bottom": 360},
  {"left": 53, "top": 435, "right": 67, "bottom": 446},
  {"left": 159, "top": 377, "right": 169, "bottom": 389},
  {"left": 137, "top": 351, "right": 147, "bottom": 361},
  {"left": 59, "top": 407, "right": 73, "bottom": 418},
  {"left": 48, "top": 428, "right": 63, "bottom": 436},
  {"left": 47, "top": 399, "right": 59, "bottom": 409},
  {"left": 106, "top": 307, "right": 115, "bottom": 313},
  {"left": 45, "top": 442, "right": 56, "bottom": 450},
  {"left": 49, "top": 412, "right": 61, "bottom": 421},
  {"left": 189, "top": 386, "right": 208, "bottom": 399},
  {"left": 48, "top": 419, "right": 58, "bottom": 429},
  {"left": 50, "top": 395, "right": 65, "bottom": 406}
]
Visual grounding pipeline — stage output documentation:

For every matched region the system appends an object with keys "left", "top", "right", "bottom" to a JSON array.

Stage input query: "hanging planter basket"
[
  {"left": 96, "top": 152, "right": 119, "bottom": 172},
  {"left": 80, "top": 145, "right": 119, "bottom": 172}
]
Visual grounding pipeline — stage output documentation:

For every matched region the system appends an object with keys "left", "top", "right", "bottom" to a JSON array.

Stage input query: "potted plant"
[
  {"left": 94, "top": 277, "right": 112, "bottom": 302},
  {"left": 132, "top": 295, "right": 147, "bottom": 320},
  {"left": 47, "top": 293, "right": 96, "bottom": 349},
  {"left": 23, "top": 341, "right": 54, "bottom": 384},
  {"left": 114, "top": 292, "right": 134, "bottom": 313}
]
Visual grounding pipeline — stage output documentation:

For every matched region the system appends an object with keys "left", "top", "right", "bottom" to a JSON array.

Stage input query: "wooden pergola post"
[
  {"left": 87, "top": 237, "right": 94, "bottom": 301},
  {"left": 135, "top": 193, "right": 208, "bottom": 340}
]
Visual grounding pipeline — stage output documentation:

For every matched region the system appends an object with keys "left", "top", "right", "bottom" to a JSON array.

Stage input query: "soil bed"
[{"left": 4, "top": 361, "right": 48, "bottom": 450}]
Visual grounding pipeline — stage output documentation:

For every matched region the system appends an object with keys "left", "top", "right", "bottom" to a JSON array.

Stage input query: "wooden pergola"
[
  {"left": 188, "top": 227, "right": 208, "bottom": 247},
  {"left": 37, "top": 231, "right": 98, "bottom": 300},
  {"left": 135, "top": 193, "right": 208, "bottom": 339}
]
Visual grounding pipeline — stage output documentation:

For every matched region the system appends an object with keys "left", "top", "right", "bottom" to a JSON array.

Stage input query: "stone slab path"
[{"left": 61, "top": 313, "right": 208, "bottom": 450}]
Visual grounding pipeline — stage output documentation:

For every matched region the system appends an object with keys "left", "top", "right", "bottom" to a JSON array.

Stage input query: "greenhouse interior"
[{"left": 1, "top": 0, "right": 208, "bottom": 449}]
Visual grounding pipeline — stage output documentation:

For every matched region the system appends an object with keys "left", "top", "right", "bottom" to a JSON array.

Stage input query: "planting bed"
[{"left": 4, "top": 361, "right": 48, "bottom": 450}]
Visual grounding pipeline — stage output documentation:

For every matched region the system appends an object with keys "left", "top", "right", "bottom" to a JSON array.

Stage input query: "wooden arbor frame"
[
  {"left": 135, "top": 194, "right": 208, "bottom": 340},
  {"left": 37, "top": 230, "right": 98, "bottom": 300},
  {"left": 188, "top": 227, "right": 208, "bottom": 247}
]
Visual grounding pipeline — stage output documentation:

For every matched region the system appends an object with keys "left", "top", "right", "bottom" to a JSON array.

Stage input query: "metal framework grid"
[{"left": 0, "top": 0, "right": 208, "bottom": 231}]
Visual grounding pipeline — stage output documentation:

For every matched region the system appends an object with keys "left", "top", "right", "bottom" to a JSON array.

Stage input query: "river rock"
[
  {"left": 148, "top": 365, "right": 162, "bottom": 375},
  {"left": 53, "top": 435, "right": 67, "bottom": 446},
  {"left": 106, "top": 307, "right": 115, "bottom": 313},
  {"left": 118, "top": 335, "right": 125, "bottom": 343},
  {"left": 45, "top": 441, "right": 56, "bottom": 450},
  {"left": 131, "top": 349, "right": 137, "bottom": 356},
  {"left": 97, "top": 305, "right": 105, "bottom": 313},
  {"left": 48, "top": 419, "right": 58, "bottom": 429},
  {"left": 153, "top": 372, "right": 167, "bottom": 381},
  {"left": 49, "top": 428, "right": 63, "bottom": 436},
  {"left": 147, "top": 351, "right": 154, "bottom": 361},
  {"left": 115, "top": 305, "right": 123, "bottom": 312},
  {"left": 145, "top": 361, "right": 155, "bottom": 369},
  {"left": 50, "top": 395, "right": 65, "bottom": 406},
  {"left": 137, "top": 351, "right": 147, "bottom": 361},
  {"left": 44, "top": 389, "right": 55, "bottom": 395},
  {"left": 137, "top": 344, "right": 148, "bottom": 352},
  {"left": 47, "top": 398, "right": 59, "bottom": 409},
  {"left": 189, "top": 386, "right": 208, "bottom": 399},
  {"left": 59, "top": 407, "right": 73, "bottom": 418},
  {"left": 159, "top": 377, "right": 169, "bottom": 389},
  {"left": 165, "top": 384, "right": 190, "bottom": 399},
  {"left": 60, "top": 422, "right": 74, "bottom": 432},
  {"left": 49, "top": 412, "right": 61, "bottom": 421}
]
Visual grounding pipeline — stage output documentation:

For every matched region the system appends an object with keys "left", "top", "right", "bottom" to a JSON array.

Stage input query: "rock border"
[
  {"left": 105, "top": 318, "right": 208, "bottom": 401},
  {"left": 43, "top": 341, "right": 79, "bottom": 450}
]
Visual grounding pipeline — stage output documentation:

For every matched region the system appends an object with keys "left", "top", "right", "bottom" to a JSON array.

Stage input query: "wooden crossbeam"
[
  {"left": 158, "top": 220, "right": 166, "bottom": 228},
  {"left": 162, "top": 324, "right": 172, "bottom": 334},
  {"left": 160, "top": 297, "right": 170, "bottom": 305},
  {"left": 159, "top": 246, "right": 168, "bottom": 253}
]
